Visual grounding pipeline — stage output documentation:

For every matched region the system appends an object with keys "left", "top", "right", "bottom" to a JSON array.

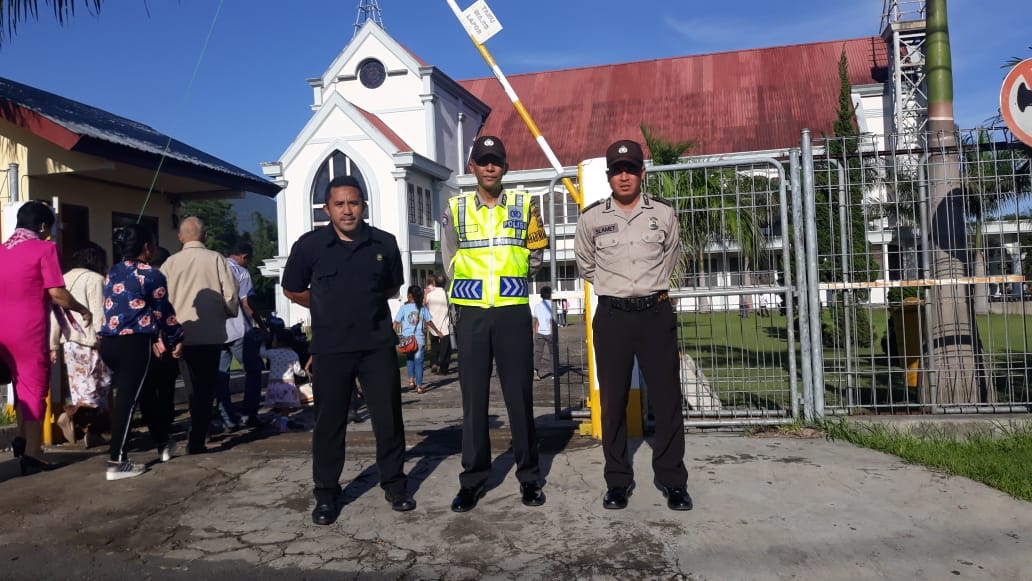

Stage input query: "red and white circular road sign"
[{"left": 1001, "top": 58, "right": 1032, "bottom": 147}]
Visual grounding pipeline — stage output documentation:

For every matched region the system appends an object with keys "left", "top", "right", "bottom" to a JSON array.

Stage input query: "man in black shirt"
[{"left": 282, "top": 175, "right": 414, "bottom": 525}]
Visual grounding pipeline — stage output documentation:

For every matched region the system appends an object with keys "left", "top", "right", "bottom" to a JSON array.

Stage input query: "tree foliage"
[
  {"left": 640, "top": 124, "right": 769, "bottom": 287},
  {"left": 180, "top": 200, "right": 238, "bottom": 256},
  {"left": 640, "top": 123, "right": 693, "bottom": 166},
  {"left": 178, "top": 200, "right": 278, "bottom": 312},
  {"left": 239, "top": 211, "right": 278, "bottom": 311},
  {"left": 819, "top": 48, "right": 875, "bottom": 347},
  {"left": 1, "top": 0, "right": 101, "bottom": 46}
]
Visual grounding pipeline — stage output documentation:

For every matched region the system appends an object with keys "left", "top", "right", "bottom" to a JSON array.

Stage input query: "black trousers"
[
  {"left": 311, "top": 347, "right": 406, "bottom": 503},
  {"left": 179, "top": 344, "right": 222, "bottom": 452},
  {"left": 429, "top": 333, "right": 453, "bottom": 373},
  {"left": 99, "top": 334, "right": 152, "bottom": 463},
  {"left": 140, "top": 351, "right": 179, "bottom": 446},
  {"left": 455, "top": 304, "right": 540, "bottom": 489},
  {"left": 593, "top": 299, "right": 687, "bottom": 489}
]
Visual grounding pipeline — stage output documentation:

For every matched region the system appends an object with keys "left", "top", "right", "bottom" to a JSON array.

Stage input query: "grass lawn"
[
  {"left": 676, "top": 308, "right": 1032, "bottom": 410},
  {"left": 823, "top": 419, "right": 1032, "bottom": 502}
]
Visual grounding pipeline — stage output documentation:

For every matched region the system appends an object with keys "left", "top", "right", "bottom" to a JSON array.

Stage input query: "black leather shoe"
[
  {"left": 450, "top": 486, "right": 485, "bottom": 512},
  {"left": 659, "top": 485, "right": 694, "bottom": 511},
  {"left": 311, "top": 502, "right": 339, "bottom": 525},
  {"left": 520, "top": 482, "right": 546, "bottom": 507},
  {"left": 385, "top": 491, "right": 416, "bottom": 512},
  {"left": 603, "top": 485, "right": 632, "bottom": 510}
]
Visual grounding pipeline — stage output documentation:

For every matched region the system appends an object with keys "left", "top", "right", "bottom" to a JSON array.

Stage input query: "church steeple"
[{"left": 354, "top": 0, "right": 385, "bottom": 37}]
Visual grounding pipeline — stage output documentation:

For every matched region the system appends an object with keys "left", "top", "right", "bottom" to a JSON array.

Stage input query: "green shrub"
[{"left": 822, "top": 292, "right": 872, "bottom": 348}]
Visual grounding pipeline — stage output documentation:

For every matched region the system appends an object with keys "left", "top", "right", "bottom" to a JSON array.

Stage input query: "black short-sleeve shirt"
[{"left": 281, "top": 223, "right": 403, "bottom": 354}]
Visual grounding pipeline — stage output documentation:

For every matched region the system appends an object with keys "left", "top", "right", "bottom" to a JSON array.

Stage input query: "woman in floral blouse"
[{"left": 98, "top": 224, "right": 183, "bottom": 481}]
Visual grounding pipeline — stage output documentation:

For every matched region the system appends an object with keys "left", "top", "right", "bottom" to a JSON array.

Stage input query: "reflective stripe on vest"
[{"left": 448, "top": 192, "right": 531, "bottom": 308}]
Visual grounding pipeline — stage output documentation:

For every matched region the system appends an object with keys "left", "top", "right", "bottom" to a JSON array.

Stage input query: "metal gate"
[
  {"left": 545, "top": 155, "right": 803, "bottom": 429},
  {"left": 544, "top": 126, "right": 1031, "bottom": 430},
  {"left": 804, "top": 127, "right": 1032, "bottom": 416}
]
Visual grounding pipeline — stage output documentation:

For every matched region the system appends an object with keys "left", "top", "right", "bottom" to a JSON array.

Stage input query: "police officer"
[
  {"left": 441, "top": 135, "right": 548, "bottom": 512},
  {"left": 282, "top": 175, "right": 415, "bottom": 525},
  {"left": 574, "top": 139, "right": 693, "bottom": 511}
]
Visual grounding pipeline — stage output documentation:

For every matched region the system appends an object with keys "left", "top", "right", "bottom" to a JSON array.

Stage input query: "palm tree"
[
  {"left": 639, "top": 124, "right": 767, "bottom": 292},
  {"left": 1, "top": 0, "right": 101, "bottom": 47},
  {"left": 962, "top": 130, "right": 1032, "bottom": 312}
]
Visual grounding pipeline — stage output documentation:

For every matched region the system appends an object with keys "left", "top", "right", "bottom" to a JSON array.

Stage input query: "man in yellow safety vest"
[{"left": 441, "top": 135, "right": 549, "bottom": 512}]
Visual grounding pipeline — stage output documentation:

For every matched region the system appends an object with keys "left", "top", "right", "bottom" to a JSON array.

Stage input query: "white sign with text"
[{"left": 460, "top": 0, "right": 503, "bottom": 44}]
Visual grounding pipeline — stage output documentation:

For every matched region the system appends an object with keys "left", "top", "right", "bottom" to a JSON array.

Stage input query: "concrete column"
[{"left": 392, "top": 169, "right": 411, "bottom": 290}]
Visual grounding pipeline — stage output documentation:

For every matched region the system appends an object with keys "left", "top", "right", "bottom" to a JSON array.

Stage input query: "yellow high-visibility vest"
[{"left": 448, "top": 191, "right": 532, "bottom": 308}]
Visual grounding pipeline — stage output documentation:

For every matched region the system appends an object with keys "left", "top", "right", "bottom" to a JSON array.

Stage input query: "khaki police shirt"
[
  {"left": 574, "top": 193, "right": 681, "bottom": 298},
  {"left": 441, "top": 190, "right": 545, "bottom": 281}
]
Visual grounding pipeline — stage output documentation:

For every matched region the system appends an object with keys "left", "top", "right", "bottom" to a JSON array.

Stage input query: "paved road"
[{"left": 2, "top": 378, "right": 1031, "bottom": 580}]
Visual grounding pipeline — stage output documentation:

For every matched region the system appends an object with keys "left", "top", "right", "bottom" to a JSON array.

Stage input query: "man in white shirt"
[
  {"left": 214, "top": 242, "right": 265, "bottom": 430},
  {"left": 532, "top": 286, "right": 555, "bottom": 381},
  {"left": 425, "top": 274, "right": 453, "bottom": 375}
]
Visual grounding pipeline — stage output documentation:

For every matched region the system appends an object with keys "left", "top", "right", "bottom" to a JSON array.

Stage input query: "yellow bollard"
[{"left": 891, "top": 296, "right": 925, "bottom": 389}]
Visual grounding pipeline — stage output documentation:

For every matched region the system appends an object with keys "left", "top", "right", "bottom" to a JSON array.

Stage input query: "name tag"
[{"left": 593, "top": 224, "right": 618, "bottom": 237}]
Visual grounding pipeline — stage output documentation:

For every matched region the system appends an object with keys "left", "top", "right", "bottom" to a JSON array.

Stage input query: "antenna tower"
[
  {"left": 881, "top": 0, "right": 928, "bottom": 153},
  {"left": 354, "top": 0, "right": 384, "bottom": 37}
]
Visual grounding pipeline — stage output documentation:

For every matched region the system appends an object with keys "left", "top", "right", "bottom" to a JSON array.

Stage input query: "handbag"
[
  {"left": 397, "top": 335, "right": 418, "bottom": 354},
  {"left": 396, "top": 308, "right": 421, "bottom": 354}
]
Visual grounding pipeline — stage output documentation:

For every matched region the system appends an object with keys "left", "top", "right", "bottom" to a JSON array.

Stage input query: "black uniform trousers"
[
  {"left": 593, "top": 298, "right": 688, "bottom": 489},
  {"left": 311, "top": 347, "right": 407, "bottom": 504},
  {"left": 455, "top": 304, "right": 541, "bottom": 490},
  {"left": 179, "top": 344, "right": 222, "bottom": 452}
]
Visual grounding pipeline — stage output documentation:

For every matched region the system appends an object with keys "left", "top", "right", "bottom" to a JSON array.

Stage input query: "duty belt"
[{"left": 600, "top": 292, "right": 669, "bottom": 312}]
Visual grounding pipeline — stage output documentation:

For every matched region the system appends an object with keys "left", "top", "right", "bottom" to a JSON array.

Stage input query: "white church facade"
[{"left": 263, "top": 22, "right": 895, "bottom": 326}]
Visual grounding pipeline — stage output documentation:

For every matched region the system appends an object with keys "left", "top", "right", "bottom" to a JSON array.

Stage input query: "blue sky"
[{"left": 0, "top": 0, "right": 1027, "bottom": 226}]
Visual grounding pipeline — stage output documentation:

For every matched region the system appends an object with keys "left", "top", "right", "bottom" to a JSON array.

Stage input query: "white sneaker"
[
  {"left": 159, "top": 441, "right": 179, "bottom": 463},
  {"left": 106, "top": 460, "right": 145, "bottom": 481}
]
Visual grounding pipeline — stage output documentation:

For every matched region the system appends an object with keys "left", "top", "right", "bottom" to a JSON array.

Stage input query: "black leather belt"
[{"left": 600, "top": 292, "right": 669, "bottom": 312}]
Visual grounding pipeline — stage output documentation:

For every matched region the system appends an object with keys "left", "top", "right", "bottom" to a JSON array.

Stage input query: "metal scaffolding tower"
[
  {"left": 881, "top": 0, "right": 928, "bottom": 152},
  {"left": 354, "top": 0, "right": 384, "bottom": 37}
]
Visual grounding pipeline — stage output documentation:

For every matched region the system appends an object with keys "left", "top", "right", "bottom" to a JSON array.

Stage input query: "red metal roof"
[
  {"left": 353, "top": 104, "right": 413, "bottom": 153},
  {"left": 458, "top": 37, "right": 888, "bottom": 170}
]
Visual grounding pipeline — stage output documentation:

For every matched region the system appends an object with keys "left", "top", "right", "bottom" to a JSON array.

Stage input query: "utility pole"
[{"left": 924, "top": 0, "right": 987, "bottom": 405}]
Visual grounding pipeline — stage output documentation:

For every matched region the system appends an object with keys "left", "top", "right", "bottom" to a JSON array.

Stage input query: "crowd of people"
[
  {"left": 0, "top": 203, "right": 304, "bottom": 480},
  {"left": 2, "top": 134, "right": 695, "bottom": 520}
]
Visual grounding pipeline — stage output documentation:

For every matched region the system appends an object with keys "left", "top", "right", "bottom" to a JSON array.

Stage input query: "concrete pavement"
[{"left": 1, "top": 371, "right": 1031, "bottom": 580}]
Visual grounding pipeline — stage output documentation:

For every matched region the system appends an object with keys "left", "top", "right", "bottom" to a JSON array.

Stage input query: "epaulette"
[
  {"left": 647, "top": 193, "right": 672, "bottom": 207},
  {"left": 581, "top": 199, "right": 605, "bottom": 214}
]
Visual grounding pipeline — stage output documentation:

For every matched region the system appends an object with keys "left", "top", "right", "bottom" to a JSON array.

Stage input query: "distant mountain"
[{"left": 234, "top": 192, "right": 277, "bottom": 234}]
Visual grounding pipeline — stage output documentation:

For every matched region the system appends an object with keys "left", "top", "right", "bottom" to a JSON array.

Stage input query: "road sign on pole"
[
  {"left": 1000, "top": 58, "right": 1032, "bottom": 147},
  {"left": 458, "top": 0, "right": 503, "bottom": 44},
  {"left": 444, "top": 0, "right": 583, "bottom": 205}
]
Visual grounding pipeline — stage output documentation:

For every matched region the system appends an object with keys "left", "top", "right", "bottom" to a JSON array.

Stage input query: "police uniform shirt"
[
  {"left": 440, "top": 190, "right": 546, "bottom": 281},
  {"left": 574, "top": 193, "right": 681, "bottom": 298},
  {"left": 281, "top": 223, "right": 403, "bottom": 354}
]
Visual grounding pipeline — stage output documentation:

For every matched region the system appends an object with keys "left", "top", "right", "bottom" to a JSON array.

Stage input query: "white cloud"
[{"left": 663, "top": 3, "right": 881, "bottom": 53}]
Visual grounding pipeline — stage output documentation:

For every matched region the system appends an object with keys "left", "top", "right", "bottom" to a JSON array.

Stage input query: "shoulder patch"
[
  {"left": 581, "top": 199, "right": 605, "bottom": 214},
  {"left": 648, "top": 194, "right": 672, "bottom": 207}
]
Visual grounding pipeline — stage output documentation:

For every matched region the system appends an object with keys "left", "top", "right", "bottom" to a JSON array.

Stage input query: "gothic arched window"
[{"left": 310, "top": 151, "right": 369, "bottom": 225}]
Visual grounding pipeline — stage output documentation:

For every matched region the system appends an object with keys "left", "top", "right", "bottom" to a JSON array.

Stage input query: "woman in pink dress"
[{"left": 0, "top": 201, "right": 92, "bottom": 475}]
